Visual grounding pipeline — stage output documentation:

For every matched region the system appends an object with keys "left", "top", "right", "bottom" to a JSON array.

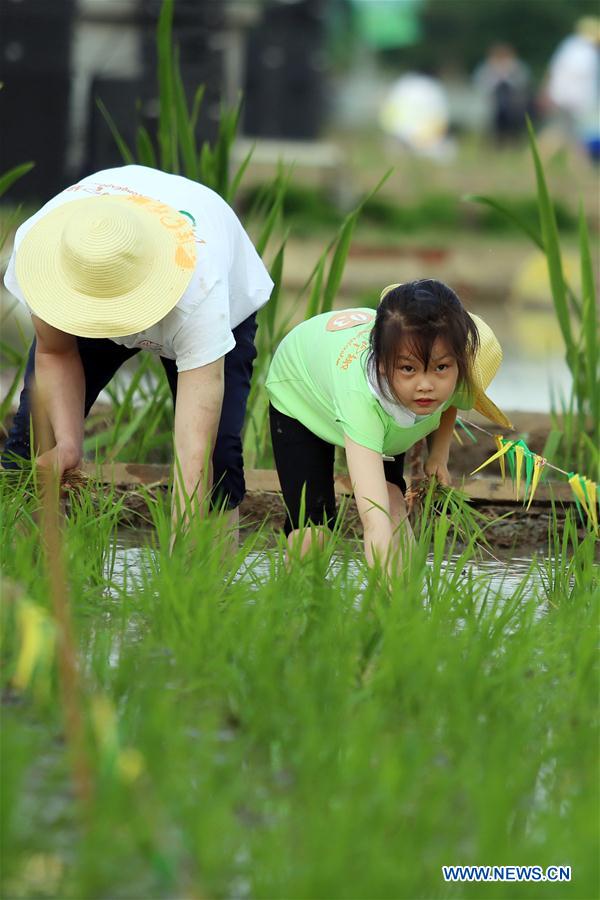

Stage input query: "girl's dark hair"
[{"left": 367, "top": 279, "right": 479, "bottom": 403}]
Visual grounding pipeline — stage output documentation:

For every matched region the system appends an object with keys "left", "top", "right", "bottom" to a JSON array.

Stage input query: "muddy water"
[
  {"left": 108, "top": 541, "right": 545, "bottom": 603},
  {"left": 101, "top": 539, "right": 551, "bottom": 671}
]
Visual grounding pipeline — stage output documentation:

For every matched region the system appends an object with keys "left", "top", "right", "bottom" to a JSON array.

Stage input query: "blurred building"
[
  {"left": 1, "top": 0, "right": 243, "bottom": 199},
  {"left": 0, "top": 0, "right": 335, "bottom": 202},
  {"left": 243, "top": 0, "right": 329, "bottom": 140},
  {"left": 1, "top": 0, "right": 76, "bottom": 199}
]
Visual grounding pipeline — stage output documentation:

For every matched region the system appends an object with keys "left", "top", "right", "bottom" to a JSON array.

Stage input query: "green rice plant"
[
  {"left": 0, "top": 161, "right": 35, "bottom": 252},
  {"left": 0, "top": 322, "right": 29, "bottom": 435},
  {"left": 467, "top": 120, "right": 599, "bottom": 478},
  {"left": 0, "top": 162, "right": 35, "bottom": 427},
  {"left": 1, "top": 473, "right": 598, "bottom": 898},
  {"left": 538, "top": 505, "right": 599, "bottom": 607},
  {"left": 83, "top": 355, "right": 174, "bottom": 463}
]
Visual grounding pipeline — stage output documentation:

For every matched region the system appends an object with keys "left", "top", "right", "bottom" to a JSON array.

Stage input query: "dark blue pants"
[{"left": 2, "top": 313, "right": 258, "bottom": 509}]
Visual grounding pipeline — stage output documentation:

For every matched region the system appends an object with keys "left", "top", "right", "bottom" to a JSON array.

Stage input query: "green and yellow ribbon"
[
  {"left": 568, "top": 473, "right": 599, "bottom": 535},
  {"left": 91, "top": 695, "right": 144, "bottom": 784},
  {"left": 13, "top": 600, "right": 55, "bottom": 696},
  {"left": 469, "top": 434, "right": 598, "bottom": 532},
  {"left": 526, "top": 456, "right": 546, "bottom": 511},
  {"left": 470, "top": 439, "right": 515, "bottom": 476}
]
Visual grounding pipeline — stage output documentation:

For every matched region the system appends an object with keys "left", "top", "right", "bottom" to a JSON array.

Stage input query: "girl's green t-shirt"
[{"left": 265, "top": 308, "right": 473, "bottom": 456}]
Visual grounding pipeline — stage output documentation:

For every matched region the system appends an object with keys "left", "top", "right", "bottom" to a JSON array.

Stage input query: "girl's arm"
[
  {"left": 424, "top": 405, "right": 457, "bottom": 485},
  {"left": 344, "top": 435, "right": 401, "bottom": 572}
]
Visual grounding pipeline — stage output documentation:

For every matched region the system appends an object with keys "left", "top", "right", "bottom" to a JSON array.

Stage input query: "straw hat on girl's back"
[
  {"left": 15, "top": 193, "right": 197, "bottom": 338},
  {"left": 465, "top": 313, "right": 512, "bottom": 430}
]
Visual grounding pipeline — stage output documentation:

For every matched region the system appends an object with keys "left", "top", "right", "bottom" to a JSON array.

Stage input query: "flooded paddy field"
[{"left": 1, "top": 117, "right": 597, "bottom": 898}]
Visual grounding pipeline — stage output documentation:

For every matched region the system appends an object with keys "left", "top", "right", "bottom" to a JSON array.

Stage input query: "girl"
[{"left": 266, "top": 279, "right": 511, "bottom": 571}]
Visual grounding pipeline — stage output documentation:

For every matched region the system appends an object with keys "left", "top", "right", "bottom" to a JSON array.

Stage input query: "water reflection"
[
  {"left": 101, "top": 541, "right": 551, "bottom": 671},
  {"left": 108, "top": 543, "right": 543, "bottom": 603}
]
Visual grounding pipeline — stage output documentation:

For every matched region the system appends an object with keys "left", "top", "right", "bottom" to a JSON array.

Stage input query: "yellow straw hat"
[
  {"left": 15, "top": 193, "right": 197, "bottom": 338},
  {"left": 467, "top": 314, "right": 513, "bottom": 430},
  {"left": 380, "top": 283, "right": 513, "bottom": 430}
]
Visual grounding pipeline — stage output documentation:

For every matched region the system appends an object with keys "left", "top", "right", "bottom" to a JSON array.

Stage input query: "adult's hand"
[{"left": 36, "top": 442, "right": 82, "bottom": 479}]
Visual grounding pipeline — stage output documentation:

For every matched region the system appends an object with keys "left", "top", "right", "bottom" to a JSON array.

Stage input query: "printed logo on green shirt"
[
  {"left": 326, "top": 310, "right": 374, "bottom": 332},
  {"left": 335, "top": 328, "right": 371, "bottom": 371}
]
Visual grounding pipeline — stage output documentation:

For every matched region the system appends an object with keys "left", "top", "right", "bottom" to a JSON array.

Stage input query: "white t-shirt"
[
  {"left": 547, "top": 35, "right": 600, "bottom": 121},
  {"left": 4, "top": 165, "right": 274, "bottom": 371}
]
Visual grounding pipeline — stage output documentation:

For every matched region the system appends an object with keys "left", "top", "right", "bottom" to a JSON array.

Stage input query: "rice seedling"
[{"left": 1, "top": 469, "right": 597, "bottom": 899}]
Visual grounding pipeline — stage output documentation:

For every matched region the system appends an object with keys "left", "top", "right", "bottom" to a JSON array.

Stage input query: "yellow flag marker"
[
  {"left": 526, "top": 456, "right": 546, "bottom": 510},
  {"left": 494, "top": 435, "right": 506, "bottom": 480},
  {"left": 514, "top": 444, "right": 525, "bottom": 501},
  {"left": 90, "top": 694, "right": 145, "bottom": 783},
  {"left": 568, "top": 474, "right": 599, "bottom": 533},
  {"left": 91, "top": 695, "right": 119, "bottom": 761},
  {"left": 13, "top": 601, "right": 55, "bottom": 693},
  {"left": 470, "top": 440, "right": 515, "bottom": 476},
  {"left": 584, "top": 478, "right": 598, "bottom": 532}
]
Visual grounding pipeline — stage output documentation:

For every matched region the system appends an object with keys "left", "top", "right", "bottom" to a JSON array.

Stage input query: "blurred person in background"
[
  {"left": 378, "top": 71, "right": 454, "bottom": 160},
  {"left": 541, "top": 16, "right": 600, "bottom": 162},
  {"left": 473, "top": 43, "right": 531, "bottom": 145}
]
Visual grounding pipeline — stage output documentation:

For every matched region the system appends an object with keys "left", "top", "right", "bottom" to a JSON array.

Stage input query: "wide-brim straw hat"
[
  {"left": 15, "top": 193, "right": 197, "bottom": 337},
  {"left": 379, "top": 283, "right": 513, "bottom": 429},
  {"left": 467, "top": 313, "right": 513, "bottom": 429}
]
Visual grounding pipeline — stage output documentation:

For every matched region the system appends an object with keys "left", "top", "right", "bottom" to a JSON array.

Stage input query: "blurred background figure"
[
  {"left": 542, "top": 16, "right": 600, "bottom": 162},
  {"left": 473, "top": 43, "right": 531, "bottom": 145},
  {"left": 379, "top": 72, "right": 453, "bottom": 160}
]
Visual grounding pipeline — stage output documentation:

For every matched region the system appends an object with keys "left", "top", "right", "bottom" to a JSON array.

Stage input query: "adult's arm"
[
  {"left": 344, "top": 434, "right": 396, "bottom": 571},
  {"left": 172, "top": 357, "right": 224, "bottom": 529},
  {"left": 31, "top": 314, "right": 85, "bottom": 475},
  {"left": 424, "top": 405, "right": 457, "bottom": 485}
]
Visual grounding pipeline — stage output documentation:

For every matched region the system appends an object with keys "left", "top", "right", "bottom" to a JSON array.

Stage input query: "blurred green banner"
[{"left": 350, "top": 0, "right": 422, "bottom": 49}]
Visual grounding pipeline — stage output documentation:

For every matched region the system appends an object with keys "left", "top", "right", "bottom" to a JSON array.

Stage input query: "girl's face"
[{"left": 385, "top": 337, "right": 459, "bottom": 413}]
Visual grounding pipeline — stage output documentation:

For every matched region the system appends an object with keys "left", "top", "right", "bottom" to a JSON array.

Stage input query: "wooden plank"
[
  {"left": 82, "top": 461, "right": 170, "bottom": 485},
  {"left": 79, "top": 463, "right": 575, "bottom": 505},
  {"left": 452, "top": 477, "right": 572, "bottom": 504}
]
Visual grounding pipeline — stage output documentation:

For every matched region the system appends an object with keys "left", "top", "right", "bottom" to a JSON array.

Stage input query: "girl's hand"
[
  {"left": 426, "top": 406, "right": 456, "bottom": 487},
  {"left": 424, "top": 456, "right": 451, "bottom": 486}
]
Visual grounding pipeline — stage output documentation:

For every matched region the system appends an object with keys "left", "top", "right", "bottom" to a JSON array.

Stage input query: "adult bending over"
[{"left": 3, "top": 165, "right": 273, "bottom": 535}]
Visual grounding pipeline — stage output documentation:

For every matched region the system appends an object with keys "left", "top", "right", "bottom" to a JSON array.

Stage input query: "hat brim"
[
  {"left": 16, "top": 195, "right": 197, "bottom": 338},
  {"left": 473, "top": 394, "right": 513, "bottom": 430}
]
